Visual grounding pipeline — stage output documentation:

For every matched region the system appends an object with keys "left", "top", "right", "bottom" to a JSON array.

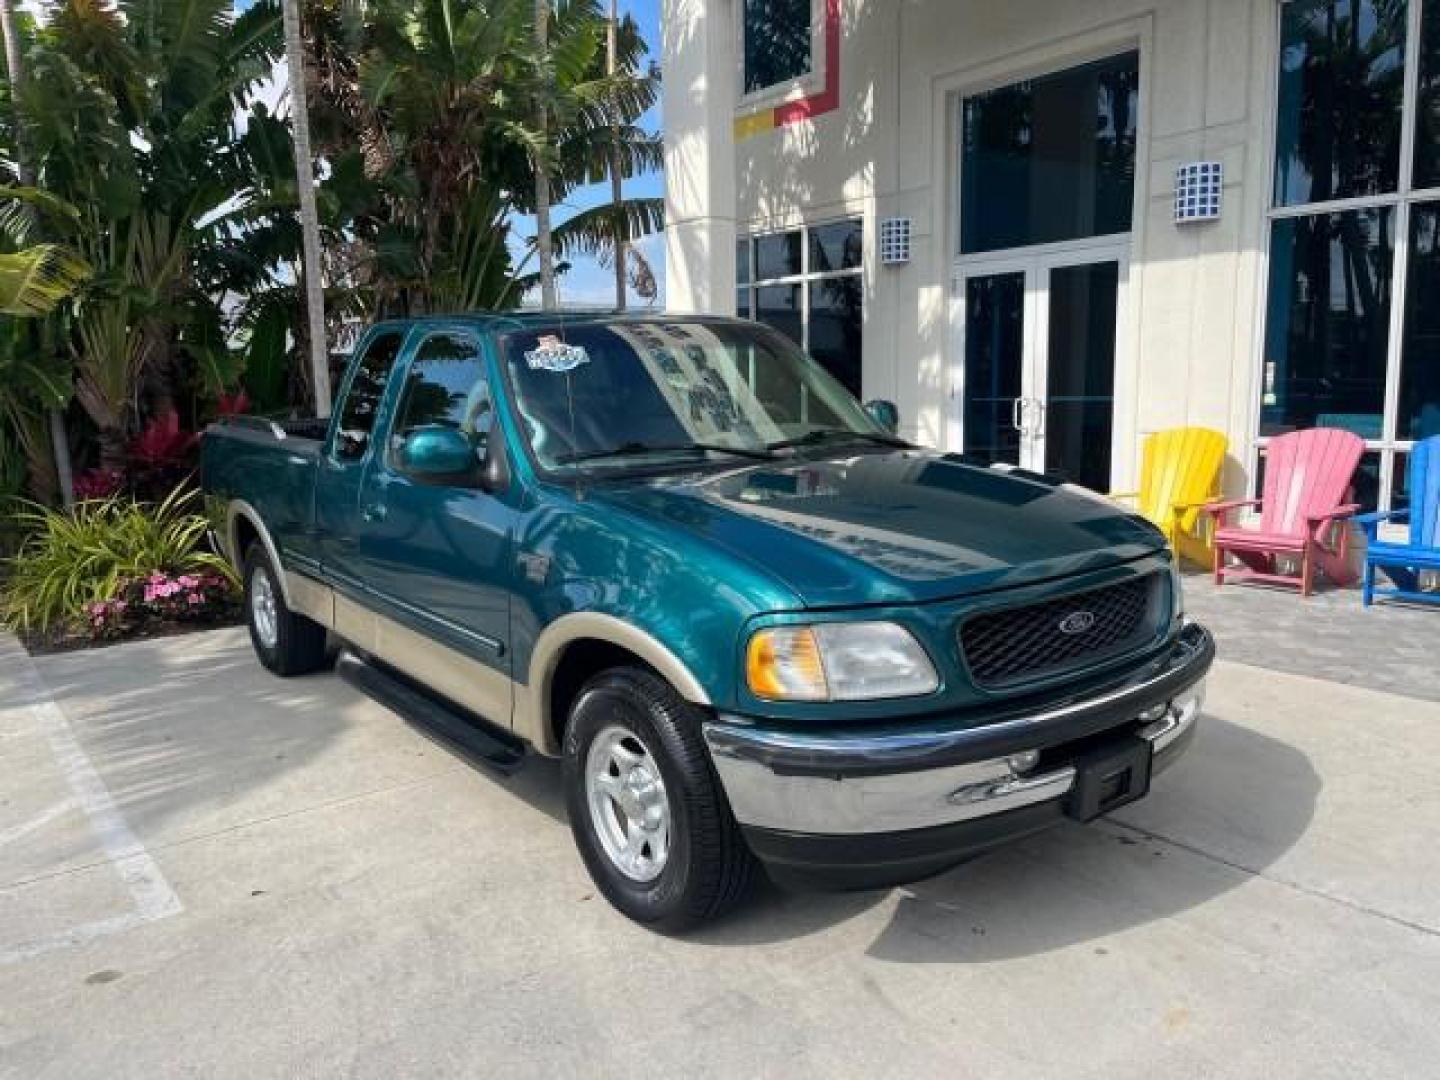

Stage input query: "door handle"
[
  {"left": 1011, "top": 398, "right": 1025, "bottom": 433},
  {"left": 361, "top": 503, "right": 387, "bottom": 523},
  {"left": 1029, "top": 398, "right": 1046, "bottom": 437}
]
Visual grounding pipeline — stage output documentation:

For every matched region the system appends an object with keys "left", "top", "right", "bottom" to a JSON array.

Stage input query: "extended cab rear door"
[{"left": 313, "top": 326, "right": 409, "bottom": 590}]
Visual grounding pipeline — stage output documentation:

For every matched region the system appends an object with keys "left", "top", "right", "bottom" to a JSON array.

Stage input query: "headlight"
[{"left": 746, "top": 622, "right": 940, "bottom": 702}]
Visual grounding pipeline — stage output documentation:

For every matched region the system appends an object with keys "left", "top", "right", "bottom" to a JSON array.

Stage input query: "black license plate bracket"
[{"left": 1066, "top": 736, "right": 1153, "bottom": 823}]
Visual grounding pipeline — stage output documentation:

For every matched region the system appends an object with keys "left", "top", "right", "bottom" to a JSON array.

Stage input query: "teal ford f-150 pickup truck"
[{"left": 202, "top": 313, "right": 1213, "bottom": 929}]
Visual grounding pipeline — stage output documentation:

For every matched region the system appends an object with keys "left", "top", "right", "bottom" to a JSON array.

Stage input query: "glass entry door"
[{"left": 955, "top": 250, "right": 1125, "bottom": 492}]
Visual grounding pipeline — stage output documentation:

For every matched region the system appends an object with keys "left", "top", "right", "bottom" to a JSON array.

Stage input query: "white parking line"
[{"left": 0, "top": 636, "right": 183, "bottom": 965}]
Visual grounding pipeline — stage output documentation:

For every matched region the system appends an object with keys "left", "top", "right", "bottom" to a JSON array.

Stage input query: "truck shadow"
[{"left": 693, "top": 713, "right": 1320, "bottom": 960}]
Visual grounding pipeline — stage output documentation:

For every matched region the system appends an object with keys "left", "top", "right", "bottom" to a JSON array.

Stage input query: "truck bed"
[
  {"left": 201, "top": 415, "right": 328, "bottom": 571},
  {"left": 211, "top": 415, "right": 331, "bottom": 444}
]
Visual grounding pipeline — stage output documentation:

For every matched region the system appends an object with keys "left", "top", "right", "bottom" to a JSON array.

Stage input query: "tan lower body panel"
[{"left": 303, "top": 578, "right": 514, "bottom": 730}]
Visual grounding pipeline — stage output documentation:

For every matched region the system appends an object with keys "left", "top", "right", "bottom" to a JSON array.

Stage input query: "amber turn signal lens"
[{"left": 746, "top": 627, "right": 829, "bottom": 701}]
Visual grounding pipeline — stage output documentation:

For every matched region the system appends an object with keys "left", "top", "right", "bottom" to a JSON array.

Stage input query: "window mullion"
[
  {"left": 1401, "top": 0, "right": 1425, "bottom": 198},
  {"left": 1268, "top": 192, "right": 1400, "bottom": 220},
  {"left": 800, "top": 225, "right": 811, "bottom": 354},
  {"left": 1380, "top": 0, "right": 1425, "bottom": 512},
  {"left": 1381, "top": 201, "right": 1409, "bottom": 513}
]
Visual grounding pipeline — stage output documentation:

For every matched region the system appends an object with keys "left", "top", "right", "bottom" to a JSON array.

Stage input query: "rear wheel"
[
  {"left": 563, "top": 667, "right": 757, "bottom": 929},
  {"left": 243, "top": 543, "right": 328, "bottom": 677}
]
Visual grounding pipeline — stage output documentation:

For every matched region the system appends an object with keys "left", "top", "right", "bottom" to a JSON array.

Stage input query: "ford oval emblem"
[{"left": 1058, "top": 610, "right": 1096, "bottom": 636}]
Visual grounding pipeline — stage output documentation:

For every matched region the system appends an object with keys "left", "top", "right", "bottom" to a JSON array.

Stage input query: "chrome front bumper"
[{"left": 703, "top": 623, "right": 1213, "bottom": 838}]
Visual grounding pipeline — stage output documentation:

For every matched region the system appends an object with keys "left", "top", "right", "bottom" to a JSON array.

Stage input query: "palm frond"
[
  {"left": 0, "top": 245, "right": 92, "bottom": 316},
  {"left": 551, "top": 197, "right": 663, "bottom": 259}
]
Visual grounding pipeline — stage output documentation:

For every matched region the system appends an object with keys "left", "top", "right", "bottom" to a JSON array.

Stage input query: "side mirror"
[
  {"left": 864, "top": 399, "right": 899, "bottom": 435},
  {"left": 398, "top": 426, "right": 482, "bottom": 486}
]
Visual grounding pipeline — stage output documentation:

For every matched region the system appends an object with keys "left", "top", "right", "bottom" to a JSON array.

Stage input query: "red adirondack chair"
[{"left": 1202, "top": 428, "right": 1364, "bottom": 597}]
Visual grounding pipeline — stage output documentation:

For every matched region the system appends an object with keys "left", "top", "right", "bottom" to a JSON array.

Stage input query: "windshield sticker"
[{"left": 525, "top": 336, "right": 590, "bottom": 373}]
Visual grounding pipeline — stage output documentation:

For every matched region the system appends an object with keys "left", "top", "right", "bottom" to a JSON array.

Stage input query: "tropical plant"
[
  {"left": 14, "top": 0, "right": 291, "bottom": 462},
  {"left": 2, "top": 483, "right": 234, "bottom": 633},
  {"left": 0, "top": 187, "right": 89, "bottom": 505}
]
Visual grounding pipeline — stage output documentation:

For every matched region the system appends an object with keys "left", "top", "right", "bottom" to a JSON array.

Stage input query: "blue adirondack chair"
[{"left": 1357, "top": 436, "right": 1440, "bottom": 607}]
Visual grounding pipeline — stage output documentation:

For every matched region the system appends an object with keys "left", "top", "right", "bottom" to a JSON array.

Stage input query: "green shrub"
[{"left": 2, "top": 485, "right": 236, "bottom": 634}]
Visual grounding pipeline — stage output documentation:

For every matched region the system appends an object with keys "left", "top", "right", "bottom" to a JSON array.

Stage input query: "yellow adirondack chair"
[{"left": 1112, "top": 427, "right": 1228, "bottom": 567}]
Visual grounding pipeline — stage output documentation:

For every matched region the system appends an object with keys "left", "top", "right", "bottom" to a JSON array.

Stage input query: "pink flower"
[{"left": 187, "top": 594, "right": 202, "bottom": 606}]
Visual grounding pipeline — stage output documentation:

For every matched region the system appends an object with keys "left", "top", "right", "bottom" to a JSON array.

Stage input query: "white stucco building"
[{"left": 662, "top": 0, "right": 1440, "bottom": 510}]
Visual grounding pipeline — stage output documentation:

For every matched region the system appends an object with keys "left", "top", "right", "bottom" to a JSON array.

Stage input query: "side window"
[
  {"left": 335, "top": 331, "right": 405, "bottom": 461},
  {"left": 388, "top": 334, "right": 492, "bottom": 467},
  {"left": 742, "top": 0, "right": 813, "bottom": 95}
]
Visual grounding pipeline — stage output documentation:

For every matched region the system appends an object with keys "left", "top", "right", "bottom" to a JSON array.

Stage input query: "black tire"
[
  {"left": 563, "top": 667, "right": 757, "bottom": 929},
  {"left": 242, "top": 543, "right": 328, "bottom": 677}
]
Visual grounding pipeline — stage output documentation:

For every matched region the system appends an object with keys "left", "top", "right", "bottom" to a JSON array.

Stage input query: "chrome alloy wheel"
[
  {"left": 585, "top": 724, "right": 671, "bottom": 882},
  {"left": 250, "top": 566, "right": 279, "bottom": 650}
]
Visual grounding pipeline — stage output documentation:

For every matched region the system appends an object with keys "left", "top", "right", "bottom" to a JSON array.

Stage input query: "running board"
[{"left": 336, "top": 650, "right": 527, "bottom": 774}]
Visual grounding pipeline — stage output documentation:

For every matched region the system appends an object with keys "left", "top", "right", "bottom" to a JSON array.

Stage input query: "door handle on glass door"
[{"left": 1012, "top": 398, "right": 1025, "bottom": 433}]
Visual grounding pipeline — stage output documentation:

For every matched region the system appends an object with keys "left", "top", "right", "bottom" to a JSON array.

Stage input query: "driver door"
[{"left": 354, "top": 329, "right": 518, "bottom": 726}]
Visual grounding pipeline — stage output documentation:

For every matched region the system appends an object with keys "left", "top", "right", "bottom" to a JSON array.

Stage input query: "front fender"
[
  {"left": 516, "top": 612, "right": 714, "bottom": 755},
  {"left": 507, "top": 495, "right": 802, "bottom": 754}
]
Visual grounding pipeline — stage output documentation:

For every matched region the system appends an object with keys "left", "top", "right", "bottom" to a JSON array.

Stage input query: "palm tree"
[
  {"left": 606, "top": 0, "right": 624, "bottom": 309},
  {"left": 534, "top": 0, "right": 557, "bottom": 309},
  {"left": 299, "top": 0, "right": 537, "bottom": 316},
  {"left": 0, "top": 0, "right": 75, "bottom": 506},
  {"left": 281, "top": 0, "right": 334, "bottom": 416}
]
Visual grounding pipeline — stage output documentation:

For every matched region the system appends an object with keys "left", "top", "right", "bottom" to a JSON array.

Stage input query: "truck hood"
[{"left": 590, "top": 450, "right": 1166, "bottom": 608}]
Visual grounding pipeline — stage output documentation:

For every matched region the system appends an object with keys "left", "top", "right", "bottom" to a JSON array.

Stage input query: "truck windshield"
[{"left": 500, "top": 321, "right": 895, "bottom": 472}]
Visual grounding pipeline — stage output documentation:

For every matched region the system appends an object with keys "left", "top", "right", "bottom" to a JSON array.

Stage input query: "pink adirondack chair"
[{"left": 1202, "top": 428, "right": 1364, "bottom": 597}]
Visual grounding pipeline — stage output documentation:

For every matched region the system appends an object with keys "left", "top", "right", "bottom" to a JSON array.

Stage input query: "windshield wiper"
[
  {"left": 764, "top": 429, "right": 911, "bottom": 452},
  {"left": 555, "top": 440, "right": 779, "bottom": 465}
]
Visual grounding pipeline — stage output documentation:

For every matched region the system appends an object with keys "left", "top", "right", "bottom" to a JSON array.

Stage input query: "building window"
[
  {"left": 1262, "top": 0, "right": 1440, "bottom": 511},
  {"left": 960, "top": 52, "right": 1140, "bottom": 255},
  {"left": 742, "top": 0, "right": 813, "bottom": 96},
  {"left": 737, "top": 218, "right": 863, "bottom": 397}
]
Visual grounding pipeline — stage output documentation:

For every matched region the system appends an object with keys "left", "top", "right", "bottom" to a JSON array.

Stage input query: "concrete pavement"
[{"left": 2, "top": 626, "right": 1438, "bottom": 1079}]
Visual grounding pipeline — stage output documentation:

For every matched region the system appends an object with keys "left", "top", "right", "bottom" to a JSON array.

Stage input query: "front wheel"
[{"left": 563, "top": 667, "right": 757, "bottom": 929}]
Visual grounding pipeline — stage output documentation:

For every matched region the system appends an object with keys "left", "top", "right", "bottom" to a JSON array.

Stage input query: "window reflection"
[
  {"left": 810, "top": 220, "right": 863, "bottom": 273},
  {"left": 389, "top": 335, "right": 491, "bottom": 464},
  {"left": 1414, "top": 0, "right": 1440, "bottom": 187},
  {"left": 335, "top": 332, "right": 404, "bottom": 461},
  {"left": 809, "top": 275, "right": 863, "bottom": 398},
  {"left": 742, "top": 0, "right": 812, "bottom": 95},
  {"left": 756, "top": 231, "right": 803, "bottom": 280},
  {"left": 1392, "top": 451, "right": 1411, "bottom": 512},
  {"left": 1274, "top": 0, "right": 1406, "bottom": 206},
  {"left": 1401, "top": 204, "right": 1440, "bottom": 439},
  {"left": 1262, "top": 209, "right": 1393, "bottom": 437},
  {"left": 961, "top": 52, "right": 1139, "bottom": 254}
]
